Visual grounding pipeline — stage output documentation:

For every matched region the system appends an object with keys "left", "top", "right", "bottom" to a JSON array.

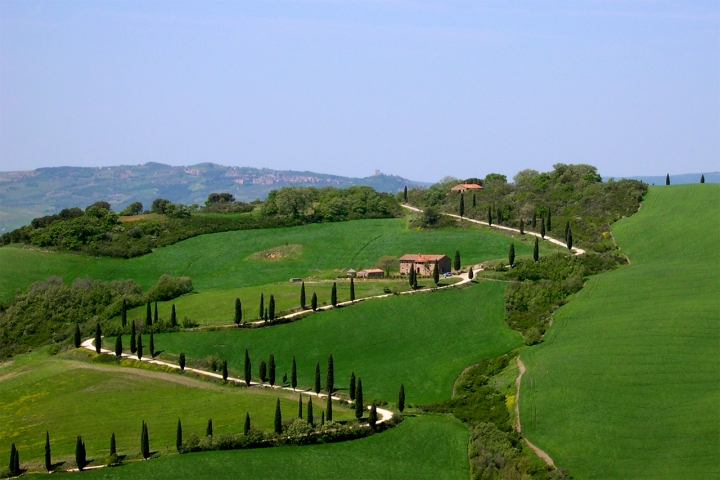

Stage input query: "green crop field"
[
  {"left": 149, "top": 281, "right": 523, "bottom": 404},
  {"left": 0, "top": 217, "right": 551, "bottom": 302},
  {"left": 0, "top": 350, "right": 352, "bottom": 469},
  {"left": 77, "top": 415, "right": 469, "bottom": 480},
  {"left": 520, "top": 185, "right": 720, "bottom": 479}
]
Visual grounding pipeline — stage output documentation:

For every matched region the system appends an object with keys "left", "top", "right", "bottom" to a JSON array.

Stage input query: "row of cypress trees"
[{"left": 119, "top": 300, "right": 178, "bottom": 329}]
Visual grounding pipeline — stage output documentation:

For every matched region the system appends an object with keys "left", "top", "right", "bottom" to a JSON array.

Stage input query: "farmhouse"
[
  {"left": 450, "top": 183, "right": 483, "bottom": 193},
  {"left": 357, "top": 268, "right": 385, "bottom": 278},
  {"left": 399, "top": 254, "right": 451, "bottom": 276}
]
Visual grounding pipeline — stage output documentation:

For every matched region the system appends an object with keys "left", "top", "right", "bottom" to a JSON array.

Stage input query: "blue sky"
[{"left": 1, "top": 1, "right": 717, "bottom": 182}]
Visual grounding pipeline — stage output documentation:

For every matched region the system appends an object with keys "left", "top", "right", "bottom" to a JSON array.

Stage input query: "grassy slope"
[
  {"left": 77, "top": 416, "right": 469, "bottom": 480},
  {"left": 154, "top": 281, "right": 523, "bottom": 404},
  {"left": 0, "top": 351, "right": 351, "bottom": 468},
  {"left": 520, "top": 185, "right": 720, "bottom": 479},
  {"left": 0, "top": 218, "right": 548, "bottom": 302}
]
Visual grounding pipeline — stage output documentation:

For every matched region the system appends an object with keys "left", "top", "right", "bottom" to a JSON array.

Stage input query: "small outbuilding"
[
  {"left": 346, "top": 269, "right": 357, "bottom": 278},
  {"left": 450, "top": 183, "right": 483, "bottom": 193},
  {"left": 357, "top": 268, "right": 385, "bottom": 279},
  {"left": 399, "top": 254, "right": 451, "bottom": 276}
]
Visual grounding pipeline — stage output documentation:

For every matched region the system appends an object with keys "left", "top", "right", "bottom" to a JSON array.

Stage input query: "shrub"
[{"left": 147, "top": 275, "right": 193, "bottom": 301}]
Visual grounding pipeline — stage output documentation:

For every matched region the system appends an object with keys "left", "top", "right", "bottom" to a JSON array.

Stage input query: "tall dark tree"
[
  {"left": 170, "top": 304, "right": 177, "bottom": 327},
  {"left": 468, "top": 267, "right": 474, "bottom": 280},
  {"left": 454, "top": 250, "right": 461, "bottom": 271},
  {"left": 398, "top": 383, "right": 405, "bottom": 412},
  {"left": 130, "top": 321, "right": 136, "bottom": 353},
  {"left": 433, "top": 260, "right": 440, "bottom": 286},
  {"left": 531, "top": 211, "right": 537, "bottom": 229},
  {"left": 12, "top": 444, "right": 20, "bottom": 476},
  {"left": 300, "top": 282, "right": 306, "bottom": 309},
  {"left": 149, "top": 327, "right": 155, "bottom": 358},
  {"left": 314, "top": 362, "right": 321, "bottom": 394},
  {"left": 121, "top": 298, "right": 127, "bottom": 327},
  {"left": 508, "top": 243, "right": 515, "bottom": 266},
  {"left": 403, "top": 185, "right": 408, "bottom": 203},
  {"left": 368, "top": 404, "right": 377, "bottom": 429},
  {"left": 259, "top": 293, "right": 264, "bottom": 320},
  {"left": 110, "top": 433, "right": 116, "bottom": 456},
  {"left": 487, "top": 206, "right": 493, "bottom": 226},
  {"left": 298, "top": 395, "right": 303, "bottom": 419},
  {"left": 311, "top": 293, "right": 318, "bottom": 312},
  {"left": 75, "top": 436, "right": 86, "bottom": 471},
  {"left": 206, "top": 419, "right": 213, "bottom": 437},
  {"left": 565, "top": 220, "right": 570, "bottom": 242},
  {"left": 283, "top": 372, "right": 288, "bottom": 384},
  {"left": 264, "top": 307, "right": 269, "bottom": 322},
  {"left": 141, "top": 421, "right": 150, "bottom": 459},
  {"left": 73, "top": 323, "right": 81, "bottom": 348},
  {"left": 666, "top": 173, "right": 670, "bottom": 185},
  {"left": 701, "top": 174, "right": 705, "bottom": 183},
  {"left": 137, "top": 333, "right": 143, "bottom": 359},
  {"left": 326, "top": 354, "right": 334, "bottom": 394},
  {"left": 291, "top": 356, "right": 297, "bottom": 390},
  {"left": 459, "top": 193, "right": 465, "bottom": 217},
  {"left": 540, "top": 216, "right": 546, "bottom": 238},
  {"left": 546, "top": 210, "right": 552, "bottom": 231},
  {"left": 349, "top": 372, "right": 356, "bottom": 401},
  {"left": 269, "top": 295, "right": 275, "bottom": 320},
  {"left": 268, "top": 354, "right": 276, "bottom": 386},
  {"left": 350, "top": 278, "right": 355, "bottom": 302},
  {"left": 154, "top": 302, "right": 159, "bottom": 325},
  {"left": 567, "top": 229, "right": 573, "bottom": 251},
  {"left": 496, "top": 206, "right": 502, "bottom": 225},
  {"left": 244, "top": 413, "right": 251, "bottom": 435},
  {"left": 179, "top": 352, "right": 186, "bottom": 371},
  {"left": 145, "top": 300, "right": 152, "bottom": 327},
  {"left": 331, "top": 283, "right": 337, "bottom": 307},
  {"left": 326, "top": 393, "right": 333, "bottom": 422},
  {"left": 408, "top": 265, "right": 415, "bottom": 288},
  {"left": 244, "top": 349, "right": 252, "bottom": 386},
  {"left": 472, "top": 192, "right": 476, "bottom": 207},
  {"left": 222, "top": 360, "right": 228, "bottom": 381},
  {"left": 234, "top": 298, "right": 242, "bottom": 325},
  {"left": 259, "top": 360, "right": 267, "bottom": 383},
  {"left": 354, "top": 379, "right": 364, "bottom": 419},
  {"left": 115, "top": 334, "right": 123, "bottom": 357},
  {"left": 274, "top": 399, "right": 282, "bottom": 435},
  {"left": 533, "top": 237, "right": 539, "bottom": 262},
  {"left": 519, "top": 219, "right": 525, "bottom": 235},
  {"left": 321, "top": 412, "right": 325, "bottom": 426},
  {"left": 95, "top": 323, "right": 102, "bottom": 354},
  {"left": 45, "top": 431, "right": 51, "bottom": 472},
  {"left": 307, "top": 398, "right": 314, "bottom": 426},
  {"left": 176, "top": 420, "right": 182, "bottom": 452}
]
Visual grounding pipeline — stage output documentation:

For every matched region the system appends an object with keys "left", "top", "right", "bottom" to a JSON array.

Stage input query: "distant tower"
[{"left": 374, "top": 169, "right": 382, "bottom": 176}]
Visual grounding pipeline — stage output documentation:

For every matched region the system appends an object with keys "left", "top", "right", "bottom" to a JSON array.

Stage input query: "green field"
[
  {"left": 0, "top": 350, "right": 352, "bottom": 469},
  {"left": 150, "top": 281, "right": 523, "bottom": 404},
  {"left": 520, "top": 185, "right": 720, "bottom": 479},
  {"left": 77, "top": 415, "right": 469, "bottom": 480},
  {"left": 0, "top": 218, "right": 549, "bottom": 302}
]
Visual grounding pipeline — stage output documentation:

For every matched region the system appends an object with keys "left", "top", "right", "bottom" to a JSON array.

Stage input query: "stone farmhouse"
[{"left": 399, "top": 254, "right": 451, "bottom": 276}]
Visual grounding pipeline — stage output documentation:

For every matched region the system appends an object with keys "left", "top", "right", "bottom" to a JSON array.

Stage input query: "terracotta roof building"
[
  {"left": 399, "top": 254, "right": 451, "bottom": 276},
  {"left": 357, "top": 268, "right": 385, "bottom": 278},
  {"left": 450, "top": 183, "right": 483, "bottom": 193}
]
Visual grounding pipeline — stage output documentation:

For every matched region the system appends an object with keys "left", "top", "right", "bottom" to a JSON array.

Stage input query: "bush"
[{"left": 147, "top": 275, "right": 193, "bottom": 301}]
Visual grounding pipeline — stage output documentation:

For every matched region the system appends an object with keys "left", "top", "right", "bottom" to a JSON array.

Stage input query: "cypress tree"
[
  {"left": 74, "top": 323, "right": 81, "bottom": 349},
  {"left": 95, "top": 323, "right": 102, "bottom": 354},
  {"left": 701, "top": 174, "right": 705, "bottom": 183},
  {"left": 244, "top": 413, "right": 251, "bottom": 435},
  {"left": 496, "top": 206, "right": 502, "bottom": 225},
  {"left": 115, "top": 334, "right": 123, "bottom": 357},
  {"left": 307, "top": 398, "right": 314, "bottom": 426},
  {"left": 540, "top": 216, "right": 546, "bottom": 238},
  {"left": 206, "top": 419, "right": 213, "bottom": 437},
  {"left": 141, "top": 421, "right": 150, "bottom": 459},
  {"left": 130, "top": 321, "right": 136, "bottom": 354},
  {"left": 408, "top": 265, "right": 415, "bottom": 288},
  {"left": 300, "top": 281, "right": 306, "bottom": 309},
  {"left": 326, "top": 354, "right": 334, "bottom": 394},
  {"left": 398, "top": 383, "right": 405, "bottom": 412},
  {"left": 350, "top": 278, "right": 355, "bottom": 302},
  {"left": 14, "top": 446, "right": 20, "bottom": 476},
  {"left": 354, "top": 379, "right": 364, "bottom": 419},
  {"left": 176, "top": 420, "right": 182, "bottom": 452},
  {"left": 145, "top": 300, "right": 152, "bottom": 327},
  {"left": 459, "top": 193, "right": 464, "bottom": 217},
  {"left": 259, "top": 293, "right": 264, "bottom": 320},
  {"left": 454, "top": 250, "right": 461, "bottom": 271},
  {"left": 170, "top": 304, "right": 177, "bottom": 327},
  {"left": 666, "top": 173, "right": 670, "bottom": 185},
  {"left": 274, "top": 399, "right": 282, "bottom": 435},
  {"left": 531, "top": 211, "right": 537, "bottom": 228},
  {"left": 244, "top": 349, "right": 252, "bottom": 386},
  {"left": 508, "top": 243, "right": 515, "bottom": 266},
  {"left": 567, "top": 229, "right": 573, "bottom": 250},
  {"left": 110, "top": 432, "right": 116, "bottom": 456},
  {"left": 154, "top": 302, "right": 158, "bottom": 325},
  {"left": 331, "top": 283, "right": 337, "bottom": 307},
  {"left": 412, "top": 267, "right": 418, "bottom": 289},
  {"left": 326, "top": 392, "right": 333, "bottom": 422},
  {"left": 121, "top": 298, "right": 127, "bottom": 327},
  {"left": 519, "top": 218, "right": 524, "bottom": 235},
  {"left": 259, "top": 360, "right": 267, "bottom": 383},
  {"left": 533, "top": 237, "right": 539, "bottom": 262},
  {"left": 472, "top": 192, "right": 476, "bottom": 207},
  {"left": 137, "top": 333, "right": 143, "bottom": 360},
  {"left": 222, "top": 360, "right": 228, "bottom": 381},
  {"left": 264, "top": 307, "right": 268, "bottom": 322},
  {"left": 179, "top": 352, "right": 186, "bottom": 371},
  {"left": 468, "top": 267, "right": 474, "bottom": 280},
  {"left": 564, "top": 220, "right": 570, "bottom": 242},
  {"left": 149, "top": 327, "right": 155, "bottom": 358},
  {"left": 321, "top": 411, "right": 325, "bottom": 426},
  {"left": 433, "top": 260, "right": 440, "bottom": 285},
  {"left": 75, "top": 436, "right": 85, "bottom": 471},
  {"left": 314, "top": 362, "right": 321, "bottom": 394},
  {"left": 234, "top": 298, "right": 242, "bottom": 325},
  {"left": 282, "top": 372, "right": 288, "bottom": 384},
  {"left": 268, "top": 354, "right": 276, "bottom": 386},
  {"left": 291, "top": 356, "right": 297, "bottom": 390},
  {"left": 368, "top": 404, "right": 377, "bottom": 429},
  {"left": 311, "top": 293, "right": 318, "bottom": 311},
  {"left": 349, "top": 372, "right": 356, "bottom": 401},
  {"left": 403, "top": 185, "right": 408, "bottom": 203},
  {"left": 546, "top": 210, "right": 552, "bottom": 231},
  {"left": 269, "top": 295, "right": 275, "bottom": 320},
  {"left": 45, "top": 431, "right": 51, "bottom": 472},
  {"left": 9, "top": 444, "right": 17, "bottom": 477},
  {"left": 298, "top": 395, "right": 303, "bottom": 419},
  {"left": 487, "top": 206, "right": 493, "bottom": 226}
]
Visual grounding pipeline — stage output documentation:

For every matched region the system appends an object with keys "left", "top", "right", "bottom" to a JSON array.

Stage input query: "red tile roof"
[
  {"left": 451, "top": 183, "right": 483, "bottom": 191},
  {"left": 399, "top": 254, "right": 449, "bottom": 262}
]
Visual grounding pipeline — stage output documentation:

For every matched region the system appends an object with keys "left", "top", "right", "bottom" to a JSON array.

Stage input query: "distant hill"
[
  {"left": 604, "top": 172, "right": 719, "bottom": 185},
  {"left": 0, "top": 163, "right": 427, "bottom": 232}
]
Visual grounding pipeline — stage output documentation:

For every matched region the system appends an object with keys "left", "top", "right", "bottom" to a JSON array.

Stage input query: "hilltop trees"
[
  {"left": 94, "top": 323, "right": 102, "bottom": 354},
  {"left": 274, "top": 399, "right": 282, "bottom": 434},
  {"left": 354, "top": 379, "right": 364, "bottom": 418},
  {"left": 234, "top": 298, "right": 242, "bottom": 325},
  {"left": 268, "top": 354, "right": 276, "bottom": 386},
  {"left": 244, "top": 349, "right": 252, "bottom": 386},
  {"left": 398, "top": 384, "right": 405, "bottom": 412},
  {"left": 300, "top": 282, "right": 306, "bottom": 309}
]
